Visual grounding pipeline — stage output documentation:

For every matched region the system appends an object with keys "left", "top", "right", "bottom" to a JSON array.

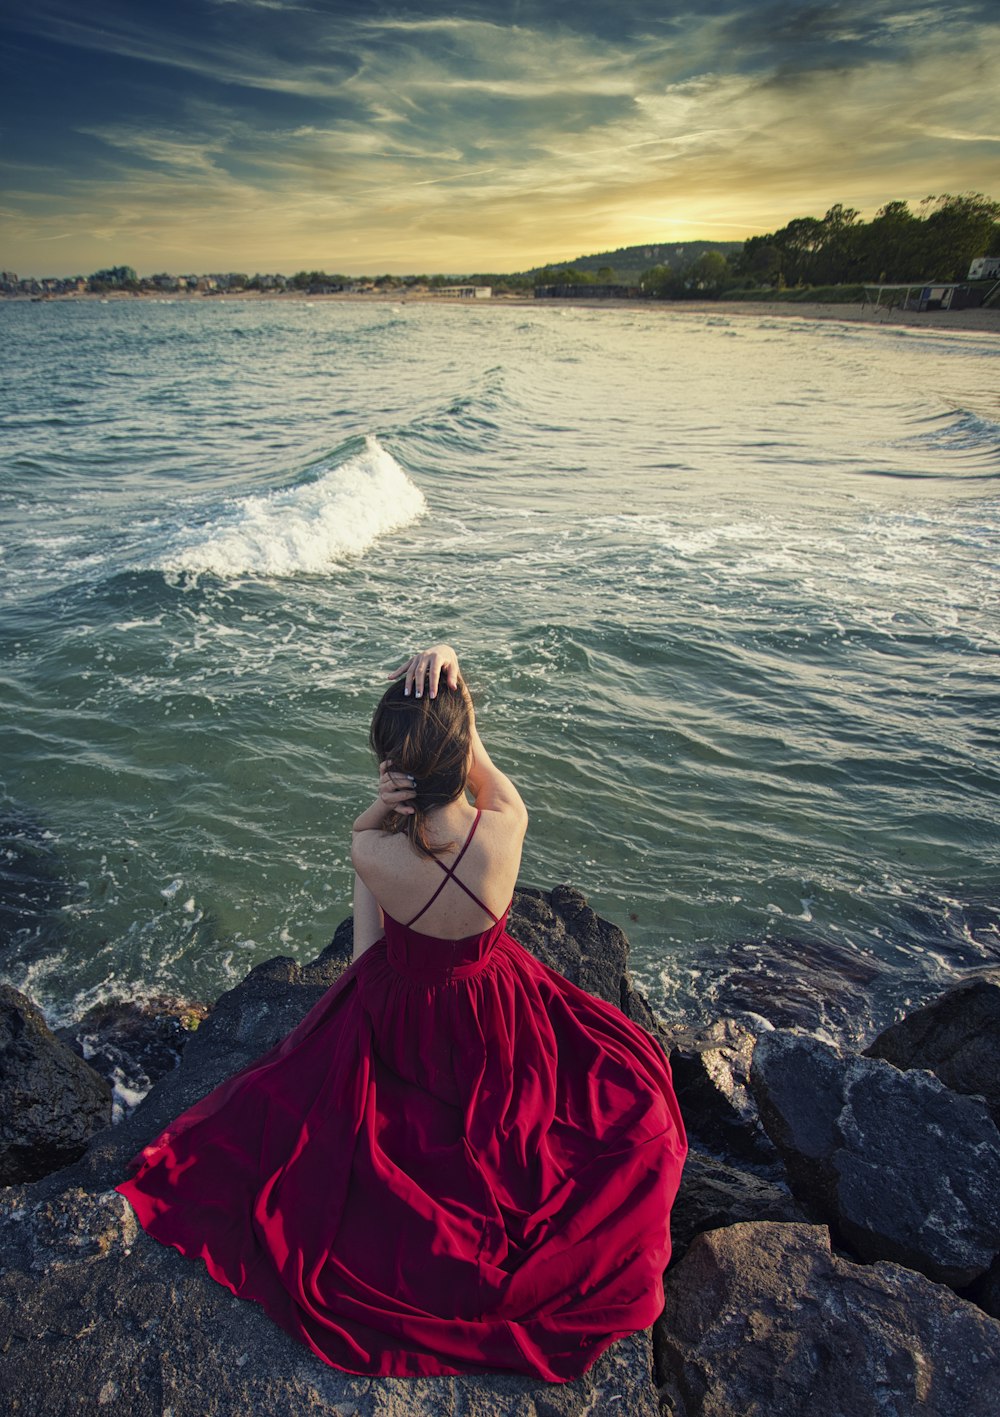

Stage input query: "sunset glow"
[{"left": 2, "top": 1, "right": 999, "bottom": 276}]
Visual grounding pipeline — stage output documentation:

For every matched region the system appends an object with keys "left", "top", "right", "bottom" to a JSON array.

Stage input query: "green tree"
[
  {"left": 861, "top": 201, "right": 921, "bottom": 281},
  {"left": 683, "top": 251, "right": 732, "bottom": 295},
  {"left": 918, "top": 193, "right": 1000, "bottom": 279},
  {"left": 639, "top": 264, "right": 677, "bottom": 298},
  {"left": 735, "top": 238, "right": 784, "bottom": 287}
]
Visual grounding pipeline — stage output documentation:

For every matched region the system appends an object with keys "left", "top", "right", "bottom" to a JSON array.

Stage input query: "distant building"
[
  {"left": 863, "top": 281, "right": 985, "bottom": 312},
  {"left": 432, "top": 285, "right": 492, "bottom": 298},
  {"left": 969, "top": 256, "right": 1000, "bottom": 280}
]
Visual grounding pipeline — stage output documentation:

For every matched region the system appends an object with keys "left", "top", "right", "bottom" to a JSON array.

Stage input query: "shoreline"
[{"left": 7, "top": 289, "right": 999, "bottom": 334}]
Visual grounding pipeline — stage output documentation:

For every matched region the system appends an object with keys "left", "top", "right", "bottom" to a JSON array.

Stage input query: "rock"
[
  {"left": 865, "top": 972, "right": 1000, "bottom": 1121},
  {"left": 0, "top": 1181, "right": 661, "bottom": 1416},
  {"left": 668, "top": 1150, "right": 804, "bottom": 1264},
  {"left": 510, "top": 886, "right": 665, "bottom": 1035},
  {"left": 711, "top": 933, "right": 883, "bottom": 1041},
  {"left": 0, "top": 984, "right": 113, "bottom": 1184},
  {"left": 0, "top": 887, "right": 669, "bottom": 1416},
  {"left": 968, "top": 1254, "right": 1000, "bottom": 1321},
  {"left": 665, "top": 1017, "right": 779, "bottom": 1167},
  {"left": 53, "top": 995, "right": 210, "bottom": 1125},
  {"left": 655, "top": 1221, "right": 1000, "bottom": 1417},
  {"left": 750, "top": 1030, "right": 1000, "bottom": 1287}
]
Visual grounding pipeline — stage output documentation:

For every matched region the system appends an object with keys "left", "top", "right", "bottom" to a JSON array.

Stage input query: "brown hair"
[{"left": 369, "top": 676, "right": 473, "bottom": 858}]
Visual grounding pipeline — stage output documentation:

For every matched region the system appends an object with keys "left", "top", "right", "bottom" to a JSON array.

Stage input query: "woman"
[{"left": 115, "top": 643, "right": 687, "bottom": 1383}]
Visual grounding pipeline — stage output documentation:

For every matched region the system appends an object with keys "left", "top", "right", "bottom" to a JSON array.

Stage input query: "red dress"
[{"left": 114, "top": 811, "right": 687, "bottom": 1382}]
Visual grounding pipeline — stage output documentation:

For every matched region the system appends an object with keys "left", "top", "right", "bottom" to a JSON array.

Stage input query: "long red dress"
[{"left": 114, "top": 811, "right": 687, "bottom": 1382}]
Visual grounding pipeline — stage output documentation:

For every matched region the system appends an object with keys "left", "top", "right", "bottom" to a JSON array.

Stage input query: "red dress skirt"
[{"left": 114, "top": 880, "right": 687, "bottom": 1382}]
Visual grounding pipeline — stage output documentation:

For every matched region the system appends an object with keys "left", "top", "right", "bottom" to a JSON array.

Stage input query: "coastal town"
[{"left": 0, "top": 266, "right": 501, "bottom": 299}]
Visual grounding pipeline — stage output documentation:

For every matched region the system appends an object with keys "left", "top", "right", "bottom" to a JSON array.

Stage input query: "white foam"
[{"left": 153, "top": 435, "right": 426, "bottom": 579}]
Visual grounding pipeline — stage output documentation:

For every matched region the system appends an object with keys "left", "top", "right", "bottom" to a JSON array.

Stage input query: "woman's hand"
[
  {"left": 388, "top": 644, "right": 461, "bottom": 699},
  {"left": 378, "top": 759, "right": 416, "bottom": 815}
]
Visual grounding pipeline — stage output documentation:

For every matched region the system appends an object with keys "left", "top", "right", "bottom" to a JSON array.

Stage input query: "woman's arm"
[
  {"left": 467, "top": 714, "right": 528, "bottom": 827},
  {"left": 351, "top": 871, "right": 384, "bottom": 962},
  {"left": 350, "top": 760, "right": 415, "bottom": 959}
]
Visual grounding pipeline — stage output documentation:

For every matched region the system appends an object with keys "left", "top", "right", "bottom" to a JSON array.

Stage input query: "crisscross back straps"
[{"left": 404, "top": 809, "right": 500, "bottom": 929}]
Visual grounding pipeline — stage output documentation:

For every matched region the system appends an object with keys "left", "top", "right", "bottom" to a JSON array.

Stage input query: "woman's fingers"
[{"left": 386, "top": 645, "right": 460, "bottom": 699}]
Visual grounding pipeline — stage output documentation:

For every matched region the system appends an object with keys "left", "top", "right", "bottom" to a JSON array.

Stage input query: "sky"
[{"left": 1, "top": 0, "right": 998, "bottom": 277}]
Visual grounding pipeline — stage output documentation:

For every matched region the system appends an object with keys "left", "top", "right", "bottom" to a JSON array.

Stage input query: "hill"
[{"left": 516, "top": 240, "right": 743, "bottom": 283}]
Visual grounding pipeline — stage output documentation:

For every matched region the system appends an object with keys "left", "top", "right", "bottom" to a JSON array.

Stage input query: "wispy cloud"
[{"left": 2, "top": 1, "right": 998, "bottom": 274}]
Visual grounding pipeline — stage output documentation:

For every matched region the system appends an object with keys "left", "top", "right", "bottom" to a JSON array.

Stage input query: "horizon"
[
  {"left": 6, "top": 236, "right": 746, "bottom": 284},
  {"left": 2, "top": 2, "right": 998, "bottom": 276}
]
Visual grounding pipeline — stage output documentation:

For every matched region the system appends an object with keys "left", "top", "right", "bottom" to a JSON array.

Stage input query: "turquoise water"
[{"left": 2, "top": 298, "right": 998, "bottom": 1034}]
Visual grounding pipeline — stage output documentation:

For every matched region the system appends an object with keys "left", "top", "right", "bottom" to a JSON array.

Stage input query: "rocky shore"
[{"left": 2, "top": 886, "right": 999, "bottom": 1415}]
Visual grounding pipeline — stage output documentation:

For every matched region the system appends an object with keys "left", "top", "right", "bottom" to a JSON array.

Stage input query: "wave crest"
[{"left": 154, "top": 436, "right": 425, "bottom": 579}]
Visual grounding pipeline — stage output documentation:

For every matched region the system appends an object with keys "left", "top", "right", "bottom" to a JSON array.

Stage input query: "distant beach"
[{"left": 10, "top": 287, "right": 1000, "bottom": 333}]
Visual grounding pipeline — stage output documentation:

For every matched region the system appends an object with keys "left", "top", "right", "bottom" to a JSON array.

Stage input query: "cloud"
[{"left": 2, "top": 1, "right": 999, "bottom": 274}]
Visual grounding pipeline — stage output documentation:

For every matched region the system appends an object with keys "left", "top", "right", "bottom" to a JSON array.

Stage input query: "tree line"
[{"left": 638, "top": 193, "right": 1000, "bottom": 299}]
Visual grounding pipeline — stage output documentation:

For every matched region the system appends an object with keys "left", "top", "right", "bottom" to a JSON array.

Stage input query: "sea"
[{"left": 2, "top": 297, "right": 998, "bottom": 1056}]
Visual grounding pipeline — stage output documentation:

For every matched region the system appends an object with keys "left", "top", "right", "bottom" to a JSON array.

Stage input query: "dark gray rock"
[
  {"left": 0, "top": 887, "right": 668, "bottom": 1416},
  {"left": 53, "top": 994, "right": 210, "bottom": 1125},
  {"left": 655, "top": 1221, "right": 1000, "bottom": 1417},
  {"left": 711, "top": 933, "right": 883, "bottom": 1040},
  {"left": 0, "top": 1183, "right": 660, "bottom": 1417},
  {"left": 665, "top": 1017, "right": 779, "bottom": 1167},
  {"left": 668, "top": 1149, "right": 804, "bottom": 1265},
  {"left": 968, "top": 1253, "right": 1000, "bottom": 1321},
  {"left": 510, "top": 885, "right": 664, "bottom": 1036},
  {"left": 0, "top": 984, "right": 112, "bottom": 1184},
  {"left": 865, "top": 972, "right": 1000, "bottom": 1121},
  {"left": 750, "top": 1031, "right": 1000, "bottom": 1286}
]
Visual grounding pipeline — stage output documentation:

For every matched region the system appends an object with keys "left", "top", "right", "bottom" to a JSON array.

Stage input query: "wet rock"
[
  {"left": 655, "top": 1221, "right": 1000, "bottom": 1417},
  {"left": 712, "top": 933, "right": 882, "bottom": 1041},
  {"left": 54, "top": 995, "right": 210, "bottom": 1124},
  {"left": 0, "top": 984, "right": 112, "bottom": 1184},
  {"left": 750, "top": 1031, "right": 1000, "bottom": 1286},
  {"left": 665, "top": 1017, "right": 778, "bottom": 1167},
  {"left": 865, "top": 971, "right": 1000, "bottom": 1121},
  {"left": 511, "top": 885, "right": 664, "bottom": 1035},
  {"left": 668, "top": 1150, "right": 804, "bottom": 1264}
]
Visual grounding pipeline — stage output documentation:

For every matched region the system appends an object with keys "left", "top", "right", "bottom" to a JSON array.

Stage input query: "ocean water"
[{"left": 2, "top": 297, "right": 998, "bottom": 1044}]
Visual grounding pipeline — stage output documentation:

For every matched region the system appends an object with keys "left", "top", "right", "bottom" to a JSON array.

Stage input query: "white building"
[{"left": 433, "top": 285, "right": 492, "bottom": 298}]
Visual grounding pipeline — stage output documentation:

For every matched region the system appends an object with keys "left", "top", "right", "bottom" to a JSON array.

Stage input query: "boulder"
[
  {"left": 54, "top": 995, "right": 210, "bottom": 1125},
  {"left": 865, "top": 972, "right": 1000, "bottom": 1121},
  {"left": 0, "top": 1182, "right": 660, "bottom": 1417},
  {"left": 668, "top": 1149, "right": 804, "bottom": 1264},
  {"left": 750, "top": 1030, "right": 1000, "bottom": 1286},
  {"left": 665, "top": 1016, "right": 779, "bottom": 1167},
  {"left": 510, "top": 885, "right": 665, "bottom": 1035},
  {"left": 0, "top": 888, "right": 669, "bottom": 1416},
  {"left": 655, "top": 1221, "right": 1000, "bottom": 1417},
  {"left": 710, "top": 933, "right": 883, "bottom": 1041},
  {"left": 0, "top": 984, "right": 112, "bottom": 1184}
]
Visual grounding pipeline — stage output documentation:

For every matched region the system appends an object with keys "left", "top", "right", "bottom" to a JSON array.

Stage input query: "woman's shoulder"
[{"left": 475, "top": 797, "right": 529, "bottom": 838}]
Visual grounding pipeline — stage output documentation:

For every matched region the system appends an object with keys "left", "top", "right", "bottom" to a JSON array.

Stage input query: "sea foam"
[{"left": 154, "top": 436, "right": 426, "bottom": 579}]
